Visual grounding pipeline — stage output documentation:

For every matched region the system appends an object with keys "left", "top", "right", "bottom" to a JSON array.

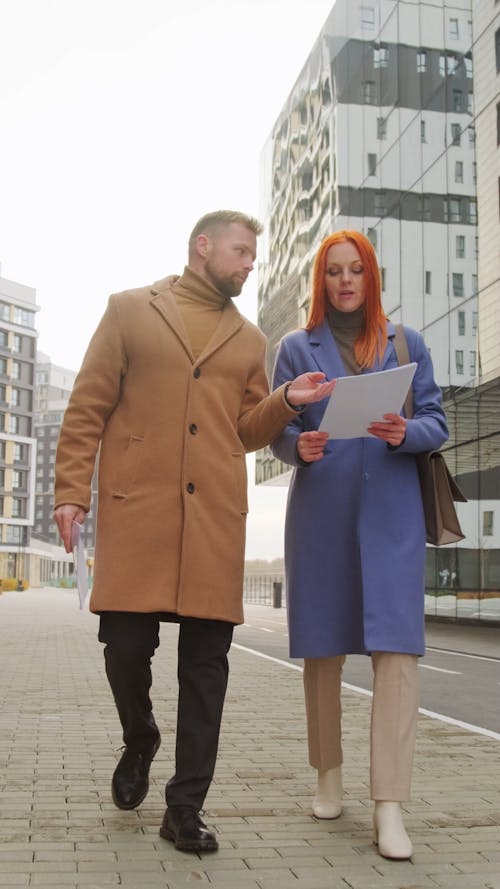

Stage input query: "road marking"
[
  {"left": 426, "top": 646, "right": 499, "bottom": 663},
  {"left": 419, "top": 663, "right": 461, "bottom": 675},
  {"left": 231, "top": 643, "right": 500, "bottom": 742}
]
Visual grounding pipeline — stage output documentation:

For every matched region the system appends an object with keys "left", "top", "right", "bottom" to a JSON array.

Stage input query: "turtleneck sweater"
[
  {"left": 171, "top": 266, "right": 227, "bottom": 360},
  {"left": 327, "top": 304, "right": 365, "bottom": 375}
]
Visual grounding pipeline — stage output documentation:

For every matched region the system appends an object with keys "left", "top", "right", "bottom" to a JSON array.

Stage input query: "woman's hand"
[
  {"left": 297, "top": 430, "right": 330, "bottom": 463},
  {"left": 368, "top": 413, "right": 407, "bottom": 447}
]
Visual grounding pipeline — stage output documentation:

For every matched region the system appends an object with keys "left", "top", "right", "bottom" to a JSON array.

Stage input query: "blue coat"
[{"left": 271, "top": 321, "right": 449, "bottom": 658}]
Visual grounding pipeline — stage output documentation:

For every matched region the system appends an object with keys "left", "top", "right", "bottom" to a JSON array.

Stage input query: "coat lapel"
[
  {"left": 149, "top": 276, "right": 244, "bottom": 366},
  {"left": 308, "top": 322, "right": 349, "bottom": 380},
  {"left": 150, "top": 277, "right": 194, "bottom": 361}
]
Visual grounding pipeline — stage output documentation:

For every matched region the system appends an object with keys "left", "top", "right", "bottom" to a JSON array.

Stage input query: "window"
[
  {"left": 377, "top": 117, "right": 387, "bottom": 139},
  {"left": 0, "top": 384, "right": 6, "bottom": 403},
  {"left": 363, "top": 81, "right": 375, "bottom": 104},
  {"left": 0, "top": 330, "right": 8, "bottom": 348},
  {"left": 10, "top": 388, "right": 20, "bottom": 407},
  {"left": 425, "top": 271, "right": 432, "bottom": 294},
  {"left": 455, "top": 161, "right": 463, "bottom": 183},
  {"left": 449, "top": 198, "right": 461, "bottom": 222},
  {"left": 453, "top": 89, "right": 463, "bottom": 113},
  {"left": 417, "top": 51, "right": 426, "bottom": 73},
  {"left": 472, "top": 273, "right": 478, "bottom": 294},
  {"left": 439, "top": 54, "right": 446, "bottom": 77},
  {"left": 449, "top": 18, "right": 459, "bottom": 39},
  {"left": 367, "top": 227, "right": 377, "bottom": 249},
  {"left": 374, "top": 45, "right": 388, "bottom": 68},
  {"left": 0, "top": 303, "right": 9, "bottom": 321},
  {"left": 468, "top": 199, "right": 477, "bottom": 224},
  {"left": 467, "top": 92, "right": 473, "bottom": 114},
  {"left": 456, "top": 235, "right": 465, "bottom": 258},
  {"left": 464, "top": 57, "right": 473, "bottom": 78},
  {"left": 367, "top": 153, "right": 377, "bottom": 176},
  {"left": 451, "top": 123, "right": 461, "bottom": 146},
  {"left": 468, "top": 125, "right": 475, "bottom": 145},
  {"left": 11, "top": 361, "right": 20, "bottom": 380},
  {"left": 13, "top": 308, "right": 35, "bottom": 328},
  {"left": 0, "top": 469, "right": 4, "bottom": 487},
  {"left": 361, "top": 6, "right": 375, "bottom": 29},
  {"left": 470, "top": 351, "right": 476, "bottom": 376},
  {"left": 496, "top": 28, "right": 500, "bottom": 74},
  {"left": 12, "top": 498, "right": 25, "bottom": 518},
  {"left": 374, "top": 191, "right": 385, "bottom": 216},
  {"left": 8, "top": 415, "right": 19, "bottom": 434},
  {"left": 453, "top": 273, "right": 464, "bottom": 297},
  {"left": 418, "top": 195, "right": 431, "bottom": 221},
  {"left": 458, "top": 311, "right": 465, "bottom": 335},
  {"left": 447, "top": 55, "right": 458, "bottom": 75},
  {"left": 420, "top": 120, "right": 426, "bottom": 143},
  {"left": 482, "top": 510, "right": 494, "bottom": 537},
  {"left": 471, "top": 311, "right": 478, "bottom": 335},
  {"left": 12, "top": 334, "right": 22, "bottom": 352},
  {"left": 497, "top": 102, "right": 500, "bottom": 145},
  {"left": 472, "top": 162, "right": 477, "bottom": 184},
  {"left": 12, "top": 470, "right": 22, "bottom": 489},
  {"left": 455, "top": 350, "right": 464, "bottom": 374}
]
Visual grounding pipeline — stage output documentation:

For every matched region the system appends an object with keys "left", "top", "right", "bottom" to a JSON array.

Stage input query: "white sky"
[{"left": 0, "top": 0, "right": 334, "bottom": 560}]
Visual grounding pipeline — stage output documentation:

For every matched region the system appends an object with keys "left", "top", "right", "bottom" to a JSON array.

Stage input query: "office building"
[{"left": 257, "top": 0, "right": 500, "bottom": 621}]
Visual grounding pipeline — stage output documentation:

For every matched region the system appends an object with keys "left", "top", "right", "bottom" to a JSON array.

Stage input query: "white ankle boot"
[
  {"left": 312, "top": 766, "right": 342, "bottom": 819},
  {"left": 373, "top": 801, "right": 413, "bottom": 859}
]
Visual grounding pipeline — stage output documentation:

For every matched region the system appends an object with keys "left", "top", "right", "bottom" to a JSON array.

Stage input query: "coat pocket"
[
  {"left": 110, "top": 434, "right": 145, "bottom": 498},
  {"left": 232, "top": 452, "right": 248, "bottom": 515}
]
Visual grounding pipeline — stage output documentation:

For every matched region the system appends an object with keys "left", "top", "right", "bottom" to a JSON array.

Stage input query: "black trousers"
[{"left": 99, "top": 612, "right": 234, "bottom": 811}]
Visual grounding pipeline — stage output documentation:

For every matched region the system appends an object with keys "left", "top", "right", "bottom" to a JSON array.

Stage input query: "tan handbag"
[{"left": 393, "top": 326, "right": 466, "bottom": 546}]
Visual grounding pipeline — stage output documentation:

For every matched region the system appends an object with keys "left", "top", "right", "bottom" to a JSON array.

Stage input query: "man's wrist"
[{"left": 284, "top": 382, "right": 305, "bottom": 412}]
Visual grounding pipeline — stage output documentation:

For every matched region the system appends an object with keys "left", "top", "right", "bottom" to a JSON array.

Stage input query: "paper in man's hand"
[{"left": 71, "top": 520, "right": 88, "bottom": 609}]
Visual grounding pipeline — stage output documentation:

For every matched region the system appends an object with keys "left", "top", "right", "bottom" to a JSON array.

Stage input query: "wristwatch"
[{"left": 284, "top": 383, "right": 305, "bottom": 412}]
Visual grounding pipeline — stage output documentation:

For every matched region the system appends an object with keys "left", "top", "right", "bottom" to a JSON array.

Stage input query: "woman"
[{"left": 271, "top": 230, "right": 448, "bottom": 860}]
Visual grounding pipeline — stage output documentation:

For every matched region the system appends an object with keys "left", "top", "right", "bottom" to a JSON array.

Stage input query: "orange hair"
[{"left": 305, "top": 230, "right": 388, "bottom": 368}]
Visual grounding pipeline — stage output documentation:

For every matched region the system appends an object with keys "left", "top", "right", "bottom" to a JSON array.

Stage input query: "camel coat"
[{"left": 54, "top": 273, "right": 296, "bottom": 624}]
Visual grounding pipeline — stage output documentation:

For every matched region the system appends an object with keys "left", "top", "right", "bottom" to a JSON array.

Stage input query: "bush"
[{"left": 0, "top": 578, "right": 29, "bottom": 591}]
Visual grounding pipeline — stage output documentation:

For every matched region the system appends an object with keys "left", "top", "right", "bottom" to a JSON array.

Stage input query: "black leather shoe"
[
  {"left": 111, "top": 736, "right": 161, "bottom": 810},
  {"left": 159, "top": 806, "right": 218, "bottom": 852}
]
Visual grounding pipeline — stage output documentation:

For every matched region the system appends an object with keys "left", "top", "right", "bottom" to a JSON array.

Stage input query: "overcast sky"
[{"left": 0, "top": 0, "right": 334, "bottom": 559}]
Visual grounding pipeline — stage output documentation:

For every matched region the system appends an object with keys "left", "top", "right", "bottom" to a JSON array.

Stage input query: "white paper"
[
  {"left": 318, "top": 362, "right": 417, "bottom": 439},
  {"left": 71, "top": 521, "right": 88, "bottom": 609}
]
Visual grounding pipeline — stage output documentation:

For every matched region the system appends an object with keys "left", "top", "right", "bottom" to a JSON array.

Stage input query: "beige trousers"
[{"left": 303, "top": 652, "right": 419, "bottom": 801}]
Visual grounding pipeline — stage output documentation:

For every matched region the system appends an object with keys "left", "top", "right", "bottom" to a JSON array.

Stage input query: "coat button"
[
  {"left": 186, "top": 482, "right": 195, "bottom": 494},
  {"left": 189, "top": 423, "right": 198, "bottom": 435},
  {"left": 193, "top": 367, "right": 201, "bottom": 378},
  {"left": 362, "top": 472, "right": 369, "bottom": 480}
]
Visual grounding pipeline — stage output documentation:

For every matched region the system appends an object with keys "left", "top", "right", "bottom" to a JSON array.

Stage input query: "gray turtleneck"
[{"left": 327, "top": 305, "right": 365, "bottom": 375}]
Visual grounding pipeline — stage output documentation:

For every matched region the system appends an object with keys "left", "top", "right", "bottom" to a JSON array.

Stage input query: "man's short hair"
[{"left": 188, "top": 210, "right": 263, "bottom": 255}]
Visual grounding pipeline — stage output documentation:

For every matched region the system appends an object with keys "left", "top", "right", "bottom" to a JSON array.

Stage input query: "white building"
[{"left": 257, "top": 0, "right": 500, "bottom": 621}]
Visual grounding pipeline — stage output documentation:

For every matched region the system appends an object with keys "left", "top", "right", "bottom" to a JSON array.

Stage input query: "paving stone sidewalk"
[{"left": 0, "top": 588, "right": 499, "bottom": 889}]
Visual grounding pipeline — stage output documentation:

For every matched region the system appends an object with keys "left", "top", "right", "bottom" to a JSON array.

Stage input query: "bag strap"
[{"left": 393, "top": 324, "right": 413, "bottom": 420}]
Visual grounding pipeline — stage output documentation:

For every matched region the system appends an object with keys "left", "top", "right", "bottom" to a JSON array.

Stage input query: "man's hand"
[
  {"left": 297, "top": 430, "right": 330, "bottom": 463},
  {"left": 53, "top": 504, "right": 87, "bottom": 553},
  {"left": 287, "top": 372, "right": 336, "bottom": 405}
]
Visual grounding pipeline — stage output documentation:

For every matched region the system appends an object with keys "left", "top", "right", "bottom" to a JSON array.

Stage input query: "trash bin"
[{"left": 272, "top": 581, "right": 282, "bottom": 609}]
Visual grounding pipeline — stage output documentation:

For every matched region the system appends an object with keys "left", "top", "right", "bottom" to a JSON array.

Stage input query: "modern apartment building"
[
  {"left": 0, "top": 265, "right": 38, "bottom": 582},
  {"left": 257, "top": 0, "right": 500, "bottom": 621},
  {"left": 33, "top": 353, "right": 97, "bottom": 559}
]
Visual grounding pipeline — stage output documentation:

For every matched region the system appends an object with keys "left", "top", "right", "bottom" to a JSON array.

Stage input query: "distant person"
[
  {"left": 53, "top": 210, "right": 334, "bottom": 854},
  {"left": 271, "top": 230, "right": 448, "bottom": 860}
]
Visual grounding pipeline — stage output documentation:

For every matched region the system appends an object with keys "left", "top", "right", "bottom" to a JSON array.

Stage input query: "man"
[{"left": 54, "top": 210, "right": 333, "bottom": 853}]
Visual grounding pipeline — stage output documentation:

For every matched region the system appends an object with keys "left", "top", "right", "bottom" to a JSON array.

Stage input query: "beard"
[{"left": 204, "top": 260, "right": 245, "bottom": 298}]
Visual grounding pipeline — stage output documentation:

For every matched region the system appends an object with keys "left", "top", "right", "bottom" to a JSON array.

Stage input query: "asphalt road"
[{"left": 233, "top": 603, "right": 500, "bottom": 736}]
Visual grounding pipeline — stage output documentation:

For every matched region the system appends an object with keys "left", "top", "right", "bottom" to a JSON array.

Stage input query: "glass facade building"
[{"left": 257, "top": 0, "right": 500, "bottom": 623}]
